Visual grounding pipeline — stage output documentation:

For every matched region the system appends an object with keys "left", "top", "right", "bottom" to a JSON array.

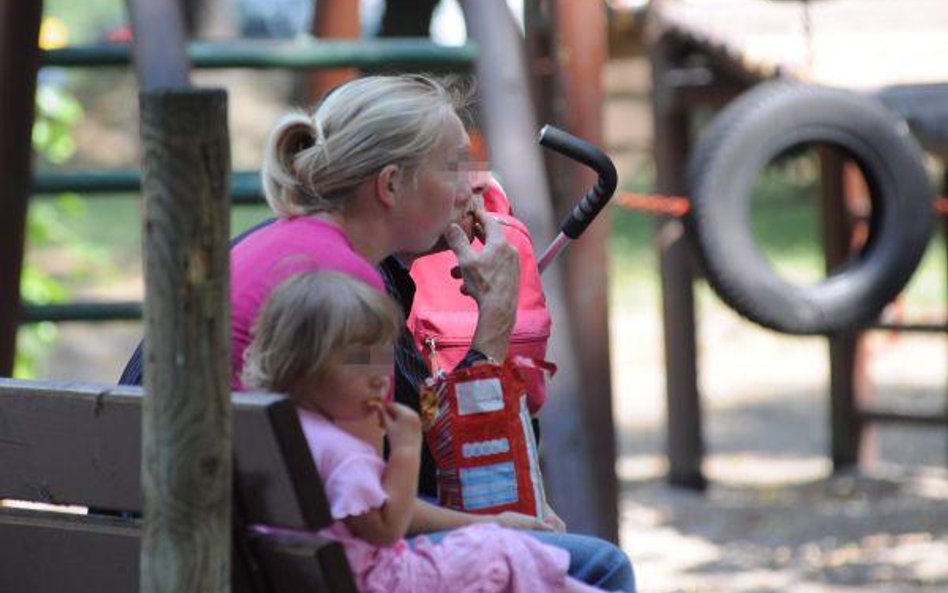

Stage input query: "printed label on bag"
[
  {"left": 462, "top": 438, "right": 511, "bottom": 458},
  {"left": 455, "top": 377, "right": 504, "bottom": 415},
  {"left": 459, "top": 462, "right": 518, "bottom": 509}
]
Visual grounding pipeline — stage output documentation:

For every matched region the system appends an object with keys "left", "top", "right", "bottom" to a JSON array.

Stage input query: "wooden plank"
[
  {"left": 0, "top": 380, "right": 144, "bottom": 510},
  {"left": 0, "top": 507, "right": 140, "bottom": 593},
  {"left": 0, "top": 379, "right": 331, "bottom": 527},
  {"left": 0, "top": 504, "right": 355, "bottom": 593},
  {"left": 0, "top": 0, "right": 42, "bottom": 375}
]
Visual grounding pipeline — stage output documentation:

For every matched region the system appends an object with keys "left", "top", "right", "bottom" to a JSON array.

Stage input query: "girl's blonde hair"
[
  {"left": 242, "top": 271, "right": 402, "bottom": 394},
  {"left": 262, "top": 74, "right": 470, "bottom": 218}
]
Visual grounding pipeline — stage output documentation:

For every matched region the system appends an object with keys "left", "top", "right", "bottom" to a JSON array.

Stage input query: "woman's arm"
[{"left": 343, "top": 403, "right": 421, "bottom": 546}]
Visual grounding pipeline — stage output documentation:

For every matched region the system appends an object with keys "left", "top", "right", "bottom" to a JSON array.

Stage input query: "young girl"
[{"left": 242, "top": 271, "right": 620, "bottom": 593}]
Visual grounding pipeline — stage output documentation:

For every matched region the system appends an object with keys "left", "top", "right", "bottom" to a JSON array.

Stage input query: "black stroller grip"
[{"left": 538, "top": 124, "right": 618, "bottom": 239}]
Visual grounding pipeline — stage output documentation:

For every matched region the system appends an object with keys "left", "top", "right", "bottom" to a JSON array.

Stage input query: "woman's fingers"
[
  {"left": 444, "top": 223, "right": 475, "bottom": 262},
  {"left": 473, "top": 207, "right": 503, "bottom": 246}
]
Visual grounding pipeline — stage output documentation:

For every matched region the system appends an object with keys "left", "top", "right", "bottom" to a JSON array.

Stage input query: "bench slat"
[
  {"left": 0, "top": 507, "right": 139, "bottom": 592},
  {"left": 0, "top": 378, "right": 331, "bottom": 529},
  {"left": 0, "top": 377, "right": 354, "bottom": 592},
  {"left": 0, "top": 506, "right": 356, "bottom": 593},
  {"left": 0, "top": 380, "right": 143, "bottom": 510}
]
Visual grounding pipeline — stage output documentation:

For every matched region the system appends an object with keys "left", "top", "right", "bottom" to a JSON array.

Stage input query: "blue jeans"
[{"left": 413, "top": 529, "right": 635, "bottom": 592}]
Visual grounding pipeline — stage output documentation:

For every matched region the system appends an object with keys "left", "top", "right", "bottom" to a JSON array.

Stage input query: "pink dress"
[
  {"left": 297, "top": 408, "right": 571, "bottom": 593},
  {"left": 230, "top": 216, "right": 384, "bottom": 388}
]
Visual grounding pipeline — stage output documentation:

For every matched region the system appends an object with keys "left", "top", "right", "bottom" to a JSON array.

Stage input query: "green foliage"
[
  {"left": 32, "top": 85, "right": 83, "bottom": 165},
  {"left": 15, "top": 82, "right": 86, "bottom": 378}
]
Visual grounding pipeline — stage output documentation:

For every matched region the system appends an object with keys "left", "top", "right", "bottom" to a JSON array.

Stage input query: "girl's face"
[
  {"left": 297, "top": 344, "right": 393, "bottom": 422},
  {"left": 395, "top": 112, "right": 481, "bottom": 254}
]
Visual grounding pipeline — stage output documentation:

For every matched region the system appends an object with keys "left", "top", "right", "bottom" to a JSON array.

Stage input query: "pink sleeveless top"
[{"left": 229, "top": 216, "right": 384, "bottom": 388}]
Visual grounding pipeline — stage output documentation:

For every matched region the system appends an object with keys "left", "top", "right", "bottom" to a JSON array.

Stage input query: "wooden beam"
[
  {"left": 819, "top": 148, "right": 873, "bottom": 470},
  {"left": 305, "top": 0, "right": 360, "bottom": 102},
  {"left": 549, "top": 0, "right": 619, "bottom": 542},
  {"left": 650, "top": 34, "right": 706, "bottom": 490},
  {"left": 0, "top": 0, "right": 43, "bottom": 376},
  {"left": 459, "top": 0, "right": 604, "bottom": 537},
  {"left": 139, "top": 88, "right": 231, "bottom": 593},
  {"left": 124, "top": 0, "right": 190, "bottom": 90}
]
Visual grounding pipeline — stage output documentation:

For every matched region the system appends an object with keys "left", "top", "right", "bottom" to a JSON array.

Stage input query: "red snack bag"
[{"left": 419, "top": 357, "right": 555, "bottom": 518}]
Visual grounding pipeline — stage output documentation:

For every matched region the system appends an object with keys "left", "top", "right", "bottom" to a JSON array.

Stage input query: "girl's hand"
[
  {"left": 494, "top": 511, "right": 555, "bottom": 532},
  {"left": 541, "top": 504, "right": 567, "bottom": 533},
  {"left": 377, "top": 402, "right": 422, "bottom": 453}
]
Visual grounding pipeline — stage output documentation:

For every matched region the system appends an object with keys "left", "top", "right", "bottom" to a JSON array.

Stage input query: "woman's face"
[{"left": 395, "top": 112, "right": 480, "bottom": 255}]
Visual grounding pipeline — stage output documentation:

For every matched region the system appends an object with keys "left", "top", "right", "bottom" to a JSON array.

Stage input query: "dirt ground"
[
  {"left": 30, "top": 56, "right": 948, "bottom": 593},
  {"left": 611, "top": 293, "right": 948, "bottom": 593}
]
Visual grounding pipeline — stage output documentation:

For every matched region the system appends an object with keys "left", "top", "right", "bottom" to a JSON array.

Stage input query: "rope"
[
  {"left": 613, "top": 193, "right": 948, "bottom": 218},
  {"left": 613, "top": 192, "right": 690, "bottom": 216}
]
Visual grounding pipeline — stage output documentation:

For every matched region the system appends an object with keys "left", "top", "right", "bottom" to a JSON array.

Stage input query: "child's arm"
[
  {"left": 343, "top": 403, "right": 420, "bottom": 546},
  {"left": 407, "top": 498, "right": 557, "bottom": 534}
]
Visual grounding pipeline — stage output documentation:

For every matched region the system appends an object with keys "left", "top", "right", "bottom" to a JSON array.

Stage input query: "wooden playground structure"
[{"left": 1, "top": 0, "right": 947, "bottom": 591}]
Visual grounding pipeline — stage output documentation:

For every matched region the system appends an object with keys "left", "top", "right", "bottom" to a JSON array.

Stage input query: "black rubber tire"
[{"left": 686, "top": 80, "right": 934, "bottom": 334}]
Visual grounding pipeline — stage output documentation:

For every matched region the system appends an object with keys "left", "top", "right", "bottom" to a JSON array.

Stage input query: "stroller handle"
[{"left": 538, "top": 125, "right": 618, "bottom": 240}]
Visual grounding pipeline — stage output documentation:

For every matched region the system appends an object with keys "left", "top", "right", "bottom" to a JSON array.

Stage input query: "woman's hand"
[
  {"left": 541, "top": 503, "right": 567, "bottom": 533},
  {"left": 443, "top": 208, "right": 519, "bottom": 361},
  {"left": 493, "top": 511, "right": 556, "bottom": 532}
]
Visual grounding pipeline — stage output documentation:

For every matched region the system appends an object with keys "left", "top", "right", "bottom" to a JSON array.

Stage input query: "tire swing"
[{"left": 685, "top": 80, "right": 935, "bottom": 334}]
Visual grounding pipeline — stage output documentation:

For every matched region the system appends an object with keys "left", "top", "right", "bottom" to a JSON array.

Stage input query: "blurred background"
[{"left": 11, "top": 0, "right": 948, "bottom": 591}]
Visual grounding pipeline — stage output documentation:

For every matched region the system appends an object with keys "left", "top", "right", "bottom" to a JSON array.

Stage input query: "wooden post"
[
  {"left": 124, "top": 0, "right": 190, "bottom": 91},
  {"left": 305, "top": 0, "right": 360, "bottom": 102},
  {"left": 459, "top": 0, "right": 606, "bottom": 538},
  {"left": 819, "top": 148, "right": 872, "bottom": 470},
  {"left": 943, "top": 166, "right": 948, "bottom": 466},
  {"left": 650, "top": 35, "right": 707, "bottom": 490},
  {"left": 548, "top": 0, "right": 619, "bottom": 542},
  {"left": 139, "top": 89, "right": 231, "bottom": 593},
  {"left": 0, "top": 0, "right": 43, "bottom": 376}
]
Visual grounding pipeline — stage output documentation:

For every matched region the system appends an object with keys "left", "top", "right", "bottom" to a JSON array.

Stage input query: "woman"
[{"left": 120, "top": 74, "right": 634, "bottom": 592}]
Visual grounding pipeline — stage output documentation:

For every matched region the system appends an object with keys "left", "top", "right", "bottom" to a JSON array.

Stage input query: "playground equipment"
[
  {"left": 686, "top": 80, "right": 935, "bottom": 334},
  {"left": 649, "top": 0, "right": 948, "bottom": 489}
]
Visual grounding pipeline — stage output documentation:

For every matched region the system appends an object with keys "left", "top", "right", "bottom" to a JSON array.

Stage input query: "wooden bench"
[{"left": 0, "top": 377, "right": 357, "bottom": 593}]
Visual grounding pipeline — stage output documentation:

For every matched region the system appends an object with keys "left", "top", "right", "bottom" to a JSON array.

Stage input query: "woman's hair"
[
  {"left": 241, "top": 271, "right": 402, "bottom": 394},
  {"left": 262, "top": 74, "right": 471, "bottom": 218}
]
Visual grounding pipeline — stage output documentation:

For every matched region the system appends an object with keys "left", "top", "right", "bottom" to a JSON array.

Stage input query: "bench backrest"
[{"left": 0, "top": 377, "right": 356, "bottom": 593}]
